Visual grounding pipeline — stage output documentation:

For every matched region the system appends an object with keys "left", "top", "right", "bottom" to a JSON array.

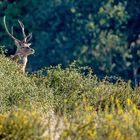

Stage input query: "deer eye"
[{"left": 23, "top": 47, "right": 29, "bottom": 50}]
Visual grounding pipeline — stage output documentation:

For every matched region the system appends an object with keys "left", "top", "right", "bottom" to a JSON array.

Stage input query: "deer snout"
[{"left": 31, "top": 48, "right": 35, "bottom": 54}]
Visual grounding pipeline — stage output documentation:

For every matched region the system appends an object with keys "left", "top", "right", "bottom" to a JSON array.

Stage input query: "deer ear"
[
  {"left": 23, "top": 43, "right": 31, "bottom": 47},
  {"left": 27, "top": 43, "right": 32, "bottom": 46}
]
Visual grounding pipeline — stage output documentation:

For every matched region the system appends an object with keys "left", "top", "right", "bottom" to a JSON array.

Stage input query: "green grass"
[{"left": 1, "top": 54, "right": 140, "bottom": 140}]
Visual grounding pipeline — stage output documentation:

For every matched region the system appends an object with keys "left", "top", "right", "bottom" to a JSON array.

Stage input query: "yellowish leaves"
[
  {"left": 87, "top": 130, "right": 96, "bottom": 138},
  {"left": 112, "top": 129, "right": 121, "bottom": 138},
  {"left": 110, "top": 95, "right": 114, "bottom": 102},
  {"left": 126, "top": 98, "right": 132, "bottom": 106},
  {"left": 106, "top": 114, "right": 113, "bottom": 121}
]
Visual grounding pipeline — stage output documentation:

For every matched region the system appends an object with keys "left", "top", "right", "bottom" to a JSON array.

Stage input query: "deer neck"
[
  {"left": 18, "top": 55, "right": 28, "bottom": 74},
  {"left": 18, "top": 55, "right": 27, "bottom": 64}
]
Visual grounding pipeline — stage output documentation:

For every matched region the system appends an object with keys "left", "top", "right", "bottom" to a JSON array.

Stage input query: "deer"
[{"left": 3, "top": 16, "right": 35, "bottom": 74}]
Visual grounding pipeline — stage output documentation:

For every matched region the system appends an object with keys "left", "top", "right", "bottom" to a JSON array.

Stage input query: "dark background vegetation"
[{"left": 0, "top": 0, "right": 140, "bottom": 85}]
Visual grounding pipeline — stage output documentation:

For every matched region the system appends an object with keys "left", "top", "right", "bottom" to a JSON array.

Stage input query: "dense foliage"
[
  {"left": 0, "top": 0, "right": 140, "bottom": 85},
  {"left": 0, "top": 55, "right": 53, "bottom": 113},
  {"left": 1, "top": 55, "right": 140, "bottom": 139}
]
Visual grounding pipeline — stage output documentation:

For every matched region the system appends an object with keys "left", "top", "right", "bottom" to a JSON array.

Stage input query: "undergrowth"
[{"left": 0, "top": 55, "right": 140, "bottom": 140}]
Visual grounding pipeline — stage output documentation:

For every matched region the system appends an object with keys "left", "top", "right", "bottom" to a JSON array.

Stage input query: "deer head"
[
  {"left": 3, "top": 16, "right": 35, "bottom": 74},
  {"left": 3, "top": 16, "right": 34, "bottom": 56}
]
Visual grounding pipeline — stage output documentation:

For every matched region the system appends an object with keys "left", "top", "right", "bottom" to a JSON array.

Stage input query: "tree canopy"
[{"left": 0, "top": 0, "right": 140, "bottom": 85}]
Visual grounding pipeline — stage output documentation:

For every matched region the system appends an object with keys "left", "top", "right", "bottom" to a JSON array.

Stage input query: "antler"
[
  {"left": 3, "top": 16, "right": 20, "bottom": 42},
  {"left": 18, "top": 20, "right": 32, "bottom": 42},
  {"left": 18, "top": 20, "right": 26, "bottom": 39},
  {"left": 4, "top": 16, "right": 32, "bottom": 43},
  {"left": 25, "top": 33, "right": 32, "bottom": 42}
]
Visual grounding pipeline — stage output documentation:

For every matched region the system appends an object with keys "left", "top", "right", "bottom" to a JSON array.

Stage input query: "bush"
[
  {"left": 1, "top": 54, "right": 140, "bottom": 114},
  {"left": 1, "top": 55, "right": 140, "bottom": 139},
  {"left": 0, "top": 110, "right": 47, "bottom": 140},
  {"left": 60, "top": 99, "right": 140, "bottom": 140},
  {"left": 32, "top": 64, "right": 140, "bottom": 114},
  {"left": 0, "top": 55, "right": 53, "bottom": 113}
]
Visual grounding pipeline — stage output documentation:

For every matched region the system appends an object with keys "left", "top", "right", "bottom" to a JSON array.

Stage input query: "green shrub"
[
  {"left": 32, "top": 64, "right": 140, "bottom": 114},
  {"left": 1, "top": 55, "right": 140, "bottom": 139},
  {"left": 0, "top": 55, "right": 53, "bottom": 113},
  {"left": 1, "top": 54, "right": 140, "bottom": 114}
]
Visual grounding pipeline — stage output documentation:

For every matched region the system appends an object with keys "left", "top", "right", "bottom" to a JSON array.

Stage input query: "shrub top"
[{"left": 0, "top": 55, "right": 52, "bottom": 113}]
